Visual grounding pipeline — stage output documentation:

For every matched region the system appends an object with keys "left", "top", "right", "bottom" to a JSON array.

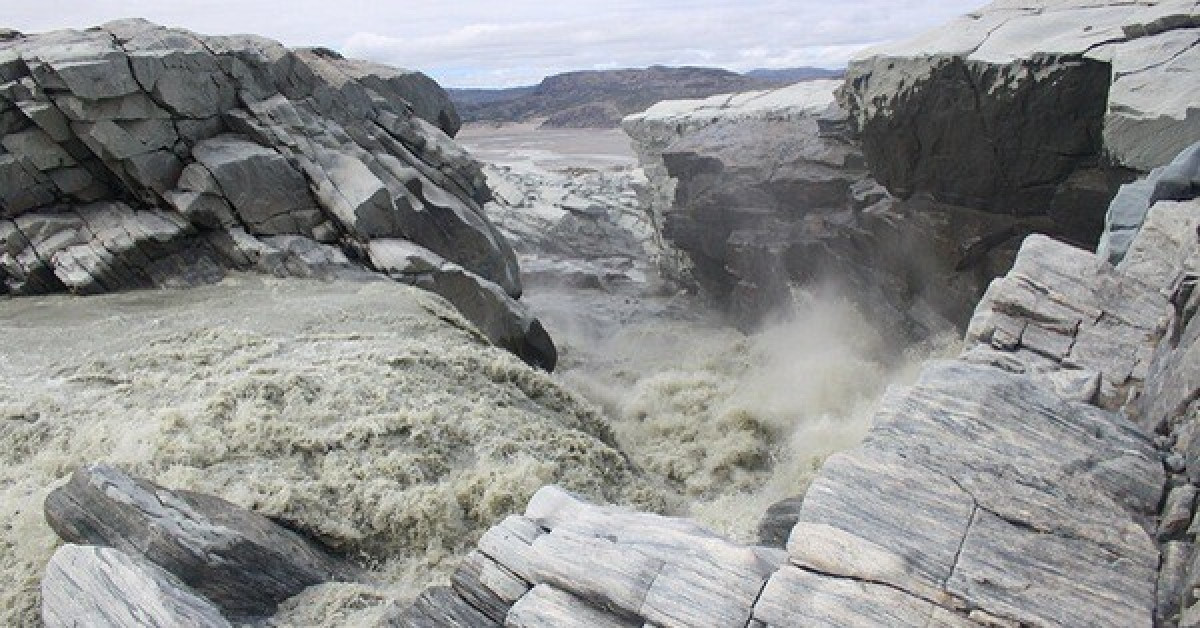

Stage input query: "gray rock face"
[
  {"left": 966, "top": 234, "right": 1169, "bottom": 410},
  {"left": 43, "top": 463, "right": 359, "bottom": 620},
  {"left": 401, "top": 486, "right": 786, "bottom": 627},
  {"left": 773, "top": 360, "right": 1163, "bottom": 627},
  {"left": 840, "top": 0, "right": 1200, "bottom": 245},
  {"left": 0, "top": 19, "right": 550, "bottom": 367},
  {"left": 41, "top": 544, "right": 231, "bottom": 628},
  {"left": 624, "top": 81, "right": 1025, "bottom": 334},
  {"left": 756, "top": 496, "right": 804, "bottom": 549}
]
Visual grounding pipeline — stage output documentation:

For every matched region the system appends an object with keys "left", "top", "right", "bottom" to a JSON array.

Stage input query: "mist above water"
[{"left": 527, "top": 281, "right": 958, "bottom": 542}]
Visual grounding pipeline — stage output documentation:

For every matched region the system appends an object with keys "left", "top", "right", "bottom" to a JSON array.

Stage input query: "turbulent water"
[
  {"left": 0, "top": 277, "right": 663, "bottom": 624},
  {"left": 1, "top": 125, "right": 953, "bottom": 625},
  {"left": 529, "top": 282, "right": 956, "bottom": 541}
]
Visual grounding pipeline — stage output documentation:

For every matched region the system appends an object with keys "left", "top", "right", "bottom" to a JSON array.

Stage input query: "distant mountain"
[
  {"left": 744, "top": 67, "right": 844, "bottom": 82},
  {"left": 442, "top": 85, "right": 536, "bottom": 107},
  {"left": 447, "top": 65, "right": 838, "bottom": 129}
]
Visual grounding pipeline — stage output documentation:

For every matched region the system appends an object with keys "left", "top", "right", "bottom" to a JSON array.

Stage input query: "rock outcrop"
[
  {"left": 406, "top": 165, "right": 1199, "bottom": 624},
  {"left": 840, "top": 0, "right": 1200, "bottom": 244},
  {"left": 624, "top": 1, "right": 1199, "bottom": 335},
  {"left": 480, "top": 162, "right": 654, "bottom": 291},
  {"left": 43, "top": 464, "right": 359, "bottom": 621},
  {"left": 0, "top": 19, "right": 553, "bottom": 368},
  {"left": 624, "top": 81, "right": 1026, "bottom": 335},
  {"left": 398, "top": 485, "right": 787, "bottom": 627}
]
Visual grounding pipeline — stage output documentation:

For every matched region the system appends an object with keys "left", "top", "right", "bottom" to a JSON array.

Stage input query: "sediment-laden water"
[{"left": 0, "top": 277, "right": 662, "bottom": 624}]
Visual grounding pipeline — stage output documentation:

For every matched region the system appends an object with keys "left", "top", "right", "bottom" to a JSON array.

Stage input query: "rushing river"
[{"left": 0, "top": 124, "right": 951, "bottom": 625}]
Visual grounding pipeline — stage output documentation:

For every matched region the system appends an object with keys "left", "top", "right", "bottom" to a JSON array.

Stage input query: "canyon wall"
[
  {"left": 623, "top": 82, "right": 1025, "bottom": 337},
  {"left": 842, "top": 0, "right": 1200, "bottom": 247}
]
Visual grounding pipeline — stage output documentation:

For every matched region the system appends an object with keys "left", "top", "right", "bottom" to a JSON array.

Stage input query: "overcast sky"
[{"left": 4, "top": 1, "right": 986, "bottom": 88}]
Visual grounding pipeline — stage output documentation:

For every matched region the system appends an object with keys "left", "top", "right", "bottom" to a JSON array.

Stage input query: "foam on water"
[{"left": 0, "top": 276, "right": 663, "bottom": 625}]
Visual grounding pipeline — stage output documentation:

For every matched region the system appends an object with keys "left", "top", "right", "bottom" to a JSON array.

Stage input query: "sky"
[{"left": 4, "top": 1, "right": 987, "bottom": 88}]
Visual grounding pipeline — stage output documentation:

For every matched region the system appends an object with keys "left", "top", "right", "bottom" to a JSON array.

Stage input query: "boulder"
[
  {"left": 368, "top": 239, "right": 556, "bottom": 370},
  {"left": 41, "top": 544, "right": 231, "bottom": 628},
  {"left": 840, "top": 0, "right": 1200, "bottom": 245},
  {"left": 756, "top": 496, "right": 804, "bottom": 549},
  {"left": 43, "top": 463, "right": 360, "bottom": 620}
]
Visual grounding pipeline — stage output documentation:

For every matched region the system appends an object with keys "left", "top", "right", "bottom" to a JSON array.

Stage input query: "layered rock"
[
  {"left": 0, "top": 19, "right": 553, "bottom": 368},
  {"left": 840, "top": 0, "right": 1200, "bottom": 244},
  {"left": 624, "top": 81, "right": 1026, "bottom": 335},
  {"left": 398, "top": 486, "right": 787, "bottom": 627}
]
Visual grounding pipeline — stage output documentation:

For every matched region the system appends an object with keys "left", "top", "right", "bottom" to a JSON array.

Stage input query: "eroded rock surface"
[
  {"left": 0, "top": 19, "right": 552, "bottom": 367},
  {"left": 399, "top": 486, "right": 786, "bottom": 628},
  {"left": 41, "top": 544, "right": 231, "bottom": 628}
]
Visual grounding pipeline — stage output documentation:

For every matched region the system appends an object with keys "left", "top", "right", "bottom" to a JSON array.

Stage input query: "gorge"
[{"left": 1, "top": 1, "right": 1199, "bottom": 626}]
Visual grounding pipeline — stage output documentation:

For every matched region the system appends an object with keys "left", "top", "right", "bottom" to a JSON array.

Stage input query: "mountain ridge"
[{"left": 448, "top": 65, "right": 844, "bottom": 128}]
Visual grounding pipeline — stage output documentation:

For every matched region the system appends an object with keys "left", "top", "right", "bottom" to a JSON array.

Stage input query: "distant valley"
[{"left": 447, "top": 65, "right": 843, "bottom": 128}]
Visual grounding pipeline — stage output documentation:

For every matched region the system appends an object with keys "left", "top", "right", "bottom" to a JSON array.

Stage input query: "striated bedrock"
[
  {"left": 624, "top": 81, "right": 1026, "bottom": 335},
  {"left": 405, "top": 165, "right": 1200, "bottom": 626},
  {"left": 840, "top": 0, "right": 1200, "bottom": 245},
  {"left": 0, "top": 19, "right": 555, "bottom": 369}
]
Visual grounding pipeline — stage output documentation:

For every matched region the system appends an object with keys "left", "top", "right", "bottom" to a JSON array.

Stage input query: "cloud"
[{"left": 5, "top": 0, "right": 987, "bottom": 87}]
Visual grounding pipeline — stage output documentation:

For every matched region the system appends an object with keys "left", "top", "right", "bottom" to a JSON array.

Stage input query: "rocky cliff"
[
  {"left": 0, "top": 19, "right": 554, "bottom": 369},
  {"left": 623, "top": 81, "right": 1024, "bottom": 336},
  {"left": 840, "top": 0, "right": 1200, "bottom": 245},
  {"left": 625, "top": 0, "right": 1200, "bottom": 337}
]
